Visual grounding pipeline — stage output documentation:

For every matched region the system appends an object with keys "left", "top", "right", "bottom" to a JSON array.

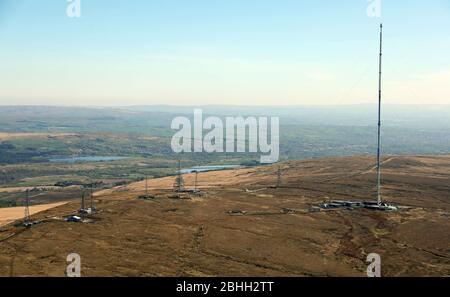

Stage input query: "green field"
[{"left": 0, "top": 105, "right": 449, "bottom": 208}]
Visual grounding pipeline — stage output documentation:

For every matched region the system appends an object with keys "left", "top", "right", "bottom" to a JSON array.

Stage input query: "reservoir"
[{"left": 49, "top": 156, "right": 129, "bottom": 163}]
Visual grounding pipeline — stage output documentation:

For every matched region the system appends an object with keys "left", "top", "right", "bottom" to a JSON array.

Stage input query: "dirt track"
[
  {"left": 0, "top": 202, "right": 69, "bottom": 228},
  {"left": 0, "top": 155, "right": 449, "bottom": 276}
]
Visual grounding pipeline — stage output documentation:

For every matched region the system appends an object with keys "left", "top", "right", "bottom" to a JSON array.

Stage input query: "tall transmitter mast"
[{"left": 376, "top": 23, "right": 383, "bottom": 206}]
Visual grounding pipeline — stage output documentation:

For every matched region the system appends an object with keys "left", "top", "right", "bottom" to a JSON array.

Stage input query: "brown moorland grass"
[{"left": 0, "top": 155, "right": 448, "bottom": 277}]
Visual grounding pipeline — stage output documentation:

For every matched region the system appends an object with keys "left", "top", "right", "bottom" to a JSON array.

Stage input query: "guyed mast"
[{"left": 376, "top": 23, "right": 383, "bottom": 206}]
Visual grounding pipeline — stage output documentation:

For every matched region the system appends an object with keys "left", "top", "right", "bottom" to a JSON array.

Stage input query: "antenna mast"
[
  {"left": 194, "top": 170, "right": 198, "bottom": 192},
  {"left": 276, "top": 166, "right": 282, "bottom": 188},
  {"left": 81, "top": 191, "right": 85, "bottom": 210},
  {"left": 90, "top": 182, "right": 94, "bottom": 209},
  {"left": 145, "top": 174, "right": 148, "bottom": 197},
  {"left": 376, "top": 23, "right": 383, "bottom": 206},
  {"left": 24, "top": 189, "right": 30, "bottom": 223},
  {"left": 174, "top": 159, "right": 185, "bottom": 193}
]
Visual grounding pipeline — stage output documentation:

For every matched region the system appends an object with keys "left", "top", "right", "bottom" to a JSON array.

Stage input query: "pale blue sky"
[{"left": 0, "top": 0, "right": 449, "bottom": 106}]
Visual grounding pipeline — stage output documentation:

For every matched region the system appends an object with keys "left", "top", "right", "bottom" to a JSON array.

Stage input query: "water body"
[
  {"left": 180, "top": 165, "right": 241, "bottom": 174},
  {"left": 49, "top": 156, "right": 129, "bottom": 163}
]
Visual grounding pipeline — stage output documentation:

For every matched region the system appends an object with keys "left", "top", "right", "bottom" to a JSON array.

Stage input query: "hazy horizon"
[
  {"left": 1, "top": 0, "right": 450, "bottom": 106},
  {"left": 1, "top": 103, "right": 450, "bottom": 108}
]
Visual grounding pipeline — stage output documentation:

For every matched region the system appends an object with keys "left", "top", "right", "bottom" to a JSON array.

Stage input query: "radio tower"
[
  {"left": 376, "top": 23, "right": 383, "bottom": 206},
  {"left": 145, "top": 174, "right": 149, "bottom": 197},
  {"left": 174, "top": 159, "right": 185, "bottom": 193},
  {"left": 24, "top": 189, "right": 30, "bottom": 223},
  {"left": 194, "top": 170, "right": 198, "bottom": 192},
  {"left": 276, "top": 166, "right": 282, "bottom": 188},
  {"left": 81, "top": 191, "right": 86, "bottom": 211},
  {"left": 90, "top": 182, "right": 94, "bottom": 209}
]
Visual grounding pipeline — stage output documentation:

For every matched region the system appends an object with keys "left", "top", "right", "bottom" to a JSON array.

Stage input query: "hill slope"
[{"left": 0, "top": 155, "right": 449, "bottom": 276}]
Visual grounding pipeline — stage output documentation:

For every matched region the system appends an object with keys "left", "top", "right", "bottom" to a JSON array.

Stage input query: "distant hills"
[{"left": 0, "top": 105, "right": 448, "bottom": 161}]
